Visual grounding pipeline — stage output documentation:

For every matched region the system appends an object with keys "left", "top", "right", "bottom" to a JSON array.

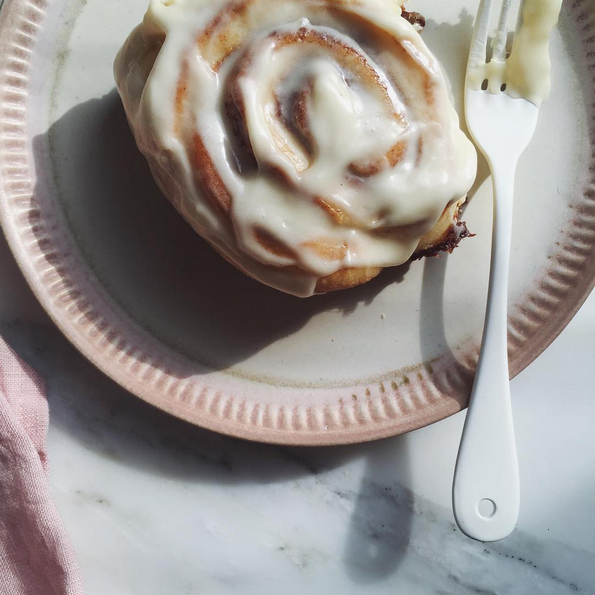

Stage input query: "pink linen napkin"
[{"left": 0, "top": 335, "right": 85, "bottom": 594}]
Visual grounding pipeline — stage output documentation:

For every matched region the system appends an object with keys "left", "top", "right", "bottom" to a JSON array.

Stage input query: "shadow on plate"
[{"left": 31, "top": 89, "right": 417, "bottom": 373}]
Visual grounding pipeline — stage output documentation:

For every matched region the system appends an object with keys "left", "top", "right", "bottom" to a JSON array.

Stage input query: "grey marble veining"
[{"left": 1, "top": 227, "right": 595, "bottom": 594}]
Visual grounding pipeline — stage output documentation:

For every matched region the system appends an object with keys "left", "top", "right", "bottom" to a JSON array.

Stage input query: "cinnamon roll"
[{"left": 114, "top": 0, "right": 477, "bottom": 297}]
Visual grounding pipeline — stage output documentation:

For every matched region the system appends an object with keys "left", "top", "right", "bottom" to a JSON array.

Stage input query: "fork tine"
[
  {"left": 514, "top": 0, "right": 527, "bottom": 36},
  {"left": 468, "top": 0, "right": 493, "bottom": 71},
  {"left": 491, "top": 0, "right": 512, "bottom": 62}
]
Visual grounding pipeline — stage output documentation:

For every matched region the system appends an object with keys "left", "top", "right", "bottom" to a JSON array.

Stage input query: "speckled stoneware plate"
[{"left": 1, "top": 0, "right": 594, "bottom": 445}]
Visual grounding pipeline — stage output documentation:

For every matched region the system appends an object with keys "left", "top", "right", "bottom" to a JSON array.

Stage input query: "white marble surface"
[{"left": 1, "top": 226, "right": 595, "bottom": 594}]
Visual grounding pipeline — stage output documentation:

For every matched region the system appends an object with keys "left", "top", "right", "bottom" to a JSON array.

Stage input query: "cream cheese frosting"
[
  {"left": 115, "top": 0, "right": 477, "bottom": 296},
  {"left": 468, "top": 0, "right": 563, "bottom": 106}
]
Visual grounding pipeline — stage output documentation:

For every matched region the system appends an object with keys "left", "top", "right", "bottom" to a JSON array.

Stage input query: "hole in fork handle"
[{"left": 478, "top": 498, "right": 497, "bottom": 519}]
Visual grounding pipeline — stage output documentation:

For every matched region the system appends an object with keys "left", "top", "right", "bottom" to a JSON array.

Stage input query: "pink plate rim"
[{"left": 1, "top": 0, "right": 595, "bottom": 445}]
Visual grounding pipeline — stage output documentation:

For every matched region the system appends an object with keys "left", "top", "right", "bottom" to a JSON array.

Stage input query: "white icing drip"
[
  {"left": 115, "top": 0, "right": 477, "bottom": 296},
  {"left": 468, "top": 0, "right": 563, "bottom": 106}
]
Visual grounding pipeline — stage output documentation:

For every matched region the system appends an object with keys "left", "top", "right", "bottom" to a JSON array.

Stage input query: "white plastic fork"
[{"left": 452, "top": 0, "right": 540, "bottom": 542}]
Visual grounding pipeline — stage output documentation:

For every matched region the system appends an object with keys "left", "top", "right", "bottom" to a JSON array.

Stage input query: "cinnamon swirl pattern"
[{"left": 115, "top": 0, "right": 477, "bottom": 296}]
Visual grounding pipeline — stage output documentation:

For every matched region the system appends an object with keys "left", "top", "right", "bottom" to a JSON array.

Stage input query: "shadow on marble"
[
  {"left": 4, "top": 316, "right": 595, "bottom": 594},
  {"left": 343, "top": 443, "right": 413, "bottom": 583},
  {"left": 1, "top": 315, "right": 416, "bottom": 581}
]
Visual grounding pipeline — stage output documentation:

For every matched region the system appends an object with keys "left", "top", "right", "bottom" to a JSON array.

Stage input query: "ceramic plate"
[{"left": 1, "top": 0, "right": 594, "bottom": 445}]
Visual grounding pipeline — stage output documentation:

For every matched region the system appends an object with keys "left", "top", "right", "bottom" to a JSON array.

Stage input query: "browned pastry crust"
[
  {"left": 412, "top": 218, "right": 472, "bottom": 260},
  {"left": 401, "top": 9, "right": 427, "bottom": 30},
  {"left": 314, "top": 267, "right": 382, "bottom": 294},
  {"left": 314, "top": 200, "right": 471, "bottom": 293}
]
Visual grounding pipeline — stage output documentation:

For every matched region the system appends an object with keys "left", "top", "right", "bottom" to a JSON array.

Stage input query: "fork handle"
[{"left": 452, "top": 161, "right": 520, "bottom": 542}]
